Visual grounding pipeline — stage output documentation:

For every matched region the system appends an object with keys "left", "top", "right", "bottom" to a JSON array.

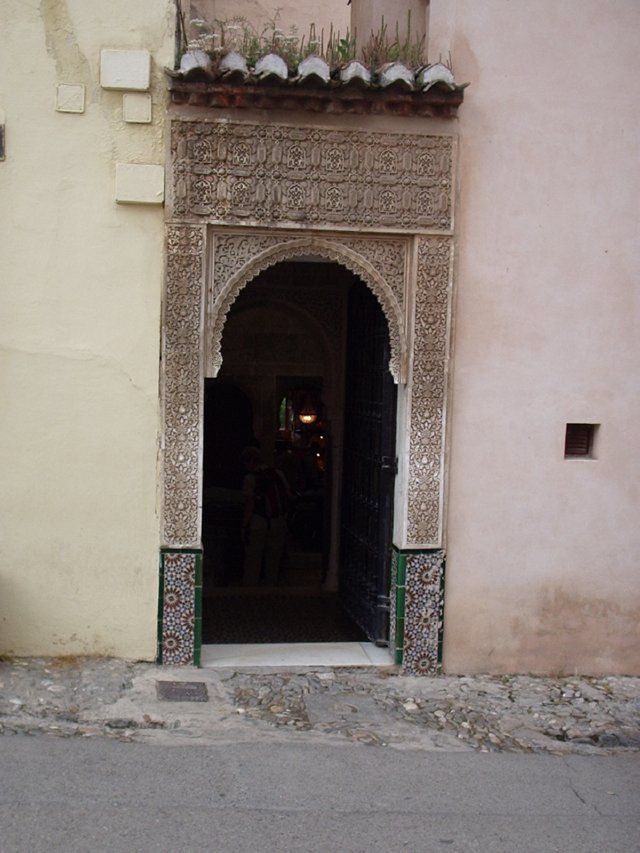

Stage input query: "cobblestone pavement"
[{"left": 1, "top": 657, "right": 639, "bottom": 754}]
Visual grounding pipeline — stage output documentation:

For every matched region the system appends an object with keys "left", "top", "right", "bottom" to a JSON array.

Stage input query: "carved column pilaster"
[
  {"left": 405, "top": 236, "right": 453, "bottom": 547},
  {"left": 162, "top": 224, "right": 206, "bottom": 548}
]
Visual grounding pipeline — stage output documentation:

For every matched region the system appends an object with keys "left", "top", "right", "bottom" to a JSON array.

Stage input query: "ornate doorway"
[{"left": 159, "top": 117, "right": 455, "bottom": 674}]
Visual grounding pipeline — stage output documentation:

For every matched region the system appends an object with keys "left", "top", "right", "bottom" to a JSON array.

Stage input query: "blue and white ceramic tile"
[{"left": 162, "top": 552, "right": 197, "bottom": 665}]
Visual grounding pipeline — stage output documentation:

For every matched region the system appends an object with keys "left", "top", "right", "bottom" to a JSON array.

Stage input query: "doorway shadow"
[
  {"left": 201, "top": 592, "right": 366, "bottom": 644},
  {"left": 201, "top": 375, "right": 364, "bottom": 643},
  {"left": 201, "top": 262, "right": 394, "bottom": 648}
]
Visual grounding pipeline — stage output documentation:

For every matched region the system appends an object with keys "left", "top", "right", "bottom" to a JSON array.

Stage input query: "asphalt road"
[{"left": 1, "top": 735, "right": 638, "bottom": 852}]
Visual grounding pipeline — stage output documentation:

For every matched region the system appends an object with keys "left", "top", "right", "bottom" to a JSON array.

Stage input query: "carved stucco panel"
[
  {"left": 210, "top": 233, "right": 407, "bottom": 313},
  {"left": 161, "top": 228, "right": 453, "bottom": 620},
  {"left": 171, "top": 119, "right": 454, "bottom": 232},
  {"left": 406, "top": 237, "right": 453, "bottom": 547},
  {"left": 340, "top": 238, "right": 407, "bottom": 312},
  {"left": 162, "top": 224, "right": 205, "bottom": 548},
  {"left": 207, "top": 232, "right": 408, "bottom": 383},
  {"left": 210, "top": 233, "right": 287, "bottom": 304}
]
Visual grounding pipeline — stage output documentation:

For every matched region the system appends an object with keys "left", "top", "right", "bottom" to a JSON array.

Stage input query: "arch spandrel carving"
[{"left": 206, "top": 233, "right": 408, "bottom": 383}]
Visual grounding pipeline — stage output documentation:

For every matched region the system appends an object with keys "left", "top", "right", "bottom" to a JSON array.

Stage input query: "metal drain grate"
[{"left": 156, "top": 680, "right": 209, "bottom": 702}]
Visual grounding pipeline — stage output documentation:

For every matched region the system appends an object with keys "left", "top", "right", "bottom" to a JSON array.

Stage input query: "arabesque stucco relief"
[
  {"left": 163, "top": 237, "right": 452, "bottom": 547},
  {"left": 171, "top": 120, "right": 454, "bottom": 232},
  {"left": 407, "top": 238, "right": 453, "bottom": 546},
  {"left": 162, "top": 224, "right": 205, "bottom": 548}
]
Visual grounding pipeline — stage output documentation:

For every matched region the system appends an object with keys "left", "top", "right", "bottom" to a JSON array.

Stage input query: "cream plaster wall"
[
  {"left": 0, "top": 0, "right": 174, "bottom": 657},
  {"left": 432, "top": 0, "right": 640, "bottom": 674}
]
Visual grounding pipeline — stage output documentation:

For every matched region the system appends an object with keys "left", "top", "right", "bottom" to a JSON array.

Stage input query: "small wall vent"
[{"left": 564, "top": 423, "right": 598, "bottom": 458}]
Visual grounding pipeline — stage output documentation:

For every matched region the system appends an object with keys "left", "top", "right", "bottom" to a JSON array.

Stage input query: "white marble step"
[{"left": 201, "top": 642, "right": 393, "bottom": 668}]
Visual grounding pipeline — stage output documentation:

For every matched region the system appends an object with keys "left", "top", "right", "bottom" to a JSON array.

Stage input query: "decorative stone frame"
[{"left": 160, "top": 117, "right": 455, "bottom": 671}]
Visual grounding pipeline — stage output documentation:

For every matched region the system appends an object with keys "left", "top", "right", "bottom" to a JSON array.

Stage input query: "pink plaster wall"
[{"left": 437, "top": 0, "right": 640, "bottom": 673}]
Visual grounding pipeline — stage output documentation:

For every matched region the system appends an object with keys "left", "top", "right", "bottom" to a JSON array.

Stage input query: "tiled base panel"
[
  {"left": 158, "top": 549, "right": 202, "bottom": 666},
  {"left": 159, "top": 548, "right": 443, "bottom": 673},
  {"left": 391, "top": 549, "right": 445, "bottom": 675}
]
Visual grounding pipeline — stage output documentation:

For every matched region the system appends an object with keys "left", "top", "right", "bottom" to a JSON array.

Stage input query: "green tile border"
[
  {"left": 392, "top": 548, "right": 406, "bottom": 665},
  {"left": 193, "top": 551, "right": 203, "bottom": 667},
  {"left": 193, "top": 618, "right": 202, "bottom": 667},
  {"left": 156, "top": 551, "right": 165, "bottom": 664},
  {"left": 159, "top": 544, "right": 444, "bottom": 671},
  {"left": 438, "top": 554, "right": 446, "bottom": 666}
]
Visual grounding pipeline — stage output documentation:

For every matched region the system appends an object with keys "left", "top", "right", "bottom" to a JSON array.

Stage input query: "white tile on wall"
[
  {"left": 100, "top": 49, "right": 151, "bottom": 91},
  {"left": 123, "top": 93, "right": 152, "bottom": 123},
  {"left": 55, "top": 84, "right": 85, "bottom": 113},
  {"left": 115, "top": 163, "right": 164, "bottom": 204}
]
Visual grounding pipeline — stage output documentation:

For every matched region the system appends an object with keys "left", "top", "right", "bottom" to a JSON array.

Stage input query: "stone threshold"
[{"left": 200, "top": 642, "right": 394, "bottom": 668}]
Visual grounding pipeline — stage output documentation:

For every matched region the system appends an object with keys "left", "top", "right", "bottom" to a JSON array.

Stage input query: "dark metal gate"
[{"left": 339, "top": 279, "right": 398, "bottom": 645}]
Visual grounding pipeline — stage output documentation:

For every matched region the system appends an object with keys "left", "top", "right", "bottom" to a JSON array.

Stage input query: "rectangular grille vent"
[{"left": 564, "top": 423, "right": 598, "bottom": 458}]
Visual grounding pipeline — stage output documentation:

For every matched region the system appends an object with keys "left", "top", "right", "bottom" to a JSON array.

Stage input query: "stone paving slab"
[{"left": 0, "top": 657, "right": 638, "bottom": 753}]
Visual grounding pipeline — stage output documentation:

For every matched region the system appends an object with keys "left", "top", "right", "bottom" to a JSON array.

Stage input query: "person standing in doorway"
[{"left": 240, "top": 447, "right": 290, "bottom": 587}]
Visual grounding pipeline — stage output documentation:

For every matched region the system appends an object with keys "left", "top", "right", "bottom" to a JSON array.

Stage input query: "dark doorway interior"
[
  {"left": 201, "top": 382, "right": 255, "bottom": 593},
  {"left": 201, "top": 262, "right": 396, "bottom": 645}
]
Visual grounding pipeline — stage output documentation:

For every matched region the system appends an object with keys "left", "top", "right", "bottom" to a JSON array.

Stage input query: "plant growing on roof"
[
  {"left": 189, "top": 12, "right": 310, "bottom": 72},
  {"left": 183, "top": 10, "right": 426, "bottom": 73},
  {"left": 325, "top": 22, "right": 357, "bottom": 67},
  {"left": 360, "top": 13, "right": 426, "bottom": 68}
]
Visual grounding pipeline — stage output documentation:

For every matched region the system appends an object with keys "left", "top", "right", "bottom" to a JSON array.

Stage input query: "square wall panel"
[
  {"left": 55, "top": 84, "right": 85, "bottom": 113},
  {"left": 123, "top": 93, "right": 152, "bottom": 123},
  {"left": 100, "top": 49, "right": 150, "bottom": 91},
  {"left": 115, "top": 163, "right": 164, "bottom": 205}
]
